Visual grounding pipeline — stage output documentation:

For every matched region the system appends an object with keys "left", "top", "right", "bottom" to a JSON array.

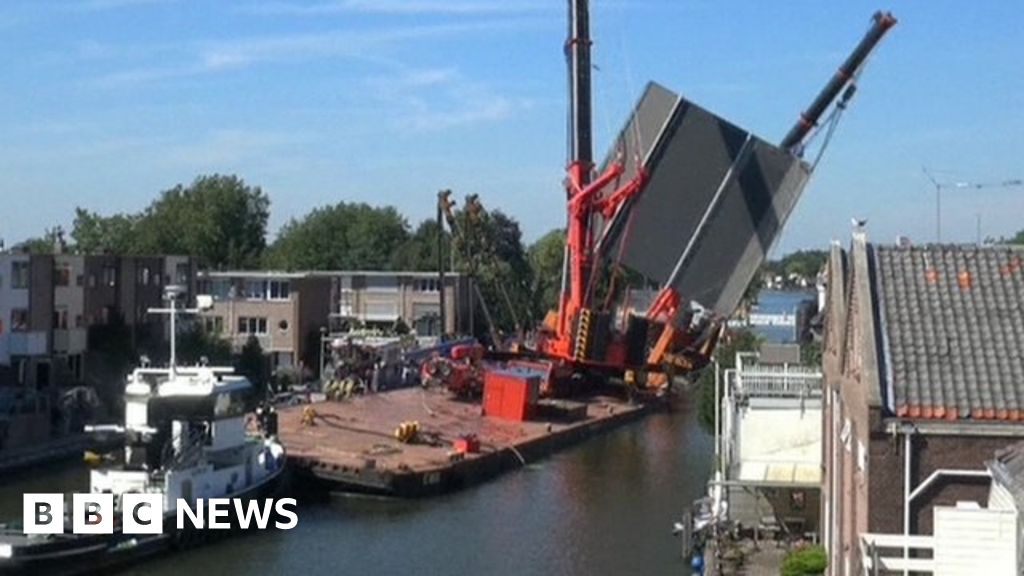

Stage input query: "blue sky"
[{"left": 1, "top": 0, "right": 1022, "bottom": 254}]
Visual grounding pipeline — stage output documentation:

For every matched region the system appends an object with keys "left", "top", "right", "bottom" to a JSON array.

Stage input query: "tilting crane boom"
[
  {"left": 532, "top": 1, "right": 896, "bottom": 388},
  {"left": 781, "top": 11, "right": 897, "bottom": 151}
]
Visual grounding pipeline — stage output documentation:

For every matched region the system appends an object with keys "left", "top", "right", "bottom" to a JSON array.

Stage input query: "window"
[
  {"left": 154, "top": 273, "right": 162, "bottom": 286},
  {"left": 413, "top": 278, "right": 439, "bottom": 292},
  {"left": 76, "top": 274, "right": 84, "bottom": 287},
  {"left": 54, "top": 263, "right": 72, "bottom": 286},
  {"left": 88, "top": 274, "right": 97, "bottom": 288},
  {"left": 244, "top": 280, "right": 266, "bottom": 300},
  {"left": 175, "top": 262, "right": 190, "bottom": 285},
  {"left": 205, "top": 279, "right": 233, "bottom": 300},
  {"left": 204, "top": 316, "right": 224, "bottom": 334},
  {"left": 102, "top": 266, "right": 117, "bottom": 287},
  {"left": 840, "top": 418, "right": 852, "bottom": 453},
  {"left": 11, "top": 309, "right": 29, "bottom": 332},
  {"left": 138, "top": 267, "right": 151, "bottom": 286},
  {"left": 268, "top": 280, "right": 290, "bottom": 301},
  {"left": 53, "top": 308, "right": 69, "bottom": 330},
  {"left": 75, "top": 315, "right": 84, "bottom": 328},
  {"left": 11, "top": 262, "right": 29, "bottom": 289},
  {"left": 237, "top": 316, "right": 267, "bottom": 335}
]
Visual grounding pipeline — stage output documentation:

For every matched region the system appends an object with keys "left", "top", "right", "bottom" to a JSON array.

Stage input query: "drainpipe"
[
  {"left": 831, "top": 391, "right": 840, "bottom": 574},
  {"left": 714, "top": 359, "right": 721, "bottom": 472},
  {"left": 901, "top": 424, "right": 914, "bottom": 576}
]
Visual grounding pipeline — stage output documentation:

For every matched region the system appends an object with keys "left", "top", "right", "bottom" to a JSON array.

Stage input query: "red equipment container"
[{"left": 483, "top": 369, "right": 540, "bottom": 422}]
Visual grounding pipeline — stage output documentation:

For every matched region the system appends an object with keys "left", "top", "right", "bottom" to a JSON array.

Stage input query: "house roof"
[
  {"left": 198, "top": 270, "right": 462, "bottom": 279},
  {"left": 873, "top": 244, "right": 1024, "bottom": 421}
]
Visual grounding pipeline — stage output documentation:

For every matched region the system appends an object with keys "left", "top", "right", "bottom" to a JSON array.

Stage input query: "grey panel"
[
  {"left": 672, "top": 141, "right": 810, "bottom": 314},
  {"left": 599, "top": 98, "right": 750, "bottom": 287},
  {"left": 597, "top": 82, "right": 678, "bottom": 192},
  {"left": 599, "top": 93, "right": 812, "bottom": 316},
  {"left": 592, "top": 82, "right": 678, "bottom": 242}
]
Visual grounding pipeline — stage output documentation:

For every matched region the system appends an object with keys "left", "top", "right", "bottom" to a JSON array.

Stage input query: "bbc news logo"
[{"left": 24, "top": 494, "right": 298, "bottom": 535}]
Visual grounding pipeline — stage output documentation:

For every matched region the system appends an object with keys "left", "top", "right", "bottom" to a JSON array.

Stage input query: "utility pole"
[
  {"left": 437, "top": 190, "right": 451, "bottom": 341},
  {"left": 923, "top": 168, "right": 1022, "bottom": 243}
]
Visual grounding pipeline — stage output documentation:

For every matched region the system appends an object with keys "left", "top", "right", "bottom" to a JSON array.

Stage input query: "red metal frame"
[{"left": 550, "top": 160, "right": 648, "bottom": 353}]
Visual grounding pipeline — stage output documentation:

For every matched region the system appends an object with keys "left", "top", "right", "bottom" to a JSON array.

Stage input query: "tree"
[
  {"left": 528, "top": 228, "right": 566, "bottom": 319},
  {"left": 136, "top": 174, "right": 270, "bottom": 269},
  {"left": 266, "top": 202, "right": 410, "bottom": 270},
  {"left": 237, "top": 336, "right": 268, "bottom": 400},
  {"left": 697, "top": 328, "right": 760, "bottom": 434},
  {"left": 16, "top": 227, "right": 67, "bottom": 254},
  {"left": 1010, "top": 229, "right": 1024, "bottom": 245},
  {"left": 389, "top": 219, "right": 450, "bottom": 272},
  {"left": 176, "top": 325, "right": 232, "bottom": 366},
  {"left": 71, "top": 208, "right": 140, "bottom": 254},
  {"left": 451, "top": 207, "right": 534, "bottom": 336}
]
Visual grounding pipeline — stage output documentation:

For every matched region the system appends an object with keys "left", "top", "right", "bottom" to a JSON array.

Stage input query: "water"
[
  {"left": 749, "top": 289, "right": 816, "bottom": 343},
  {"left": 1, "top": 397, "right": 712, "bottom": 576}
]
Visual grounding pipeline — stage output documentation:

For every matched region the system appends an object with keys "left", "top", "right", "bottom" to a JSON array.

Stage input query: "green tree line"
[{"left": 17, "top": 174, "right": 567, "bottom": 336}]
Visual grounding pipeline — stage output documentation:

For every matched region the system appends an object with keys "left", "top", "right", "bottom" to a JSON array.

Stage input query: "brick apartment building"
[
  {"left": 821, "top": 231, "right": 1024, "bottom": 574},
  {"left": 196, "top": 270, "right": 471, "bottom": 372},
  {"left": 0, "top": 252, "right": 195, "bottom": 389}
]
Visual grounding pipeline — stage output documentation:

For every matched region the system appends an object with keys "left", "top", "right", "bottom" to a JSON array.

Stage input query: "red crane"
[{"left": 524, "top": 2, "right": 896, "bottom": 390}]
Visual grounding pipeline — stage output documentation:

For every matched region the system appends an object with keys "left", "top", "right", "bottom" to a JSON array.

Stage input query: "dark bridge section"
[{"left": 597, "top": 84, "right": 810, "bottom": 316}]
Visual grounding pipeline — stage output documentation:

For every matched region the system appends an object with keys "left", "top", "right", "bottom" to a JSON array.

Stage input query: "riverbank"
[{"left": 0, "top": 434, "right": 103, "bottom": 476}]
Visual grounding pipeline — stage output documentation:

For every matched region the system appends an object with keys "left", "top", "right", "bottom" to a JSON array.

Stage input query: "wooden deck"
[{"left": 278, "top": 387, "right": 651, "bottom": 497}]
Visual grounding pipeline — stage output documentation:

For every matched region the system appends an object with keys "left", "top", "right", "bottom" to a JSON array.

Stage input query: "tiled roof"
[{"left": 873, "top": 245, "right": 1024, "bottom": 421}]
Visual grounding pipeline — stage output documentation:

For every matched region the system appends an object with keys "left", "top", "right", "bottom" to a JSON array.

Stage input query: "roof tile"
[{"left": 873, "top": 244, "right": 1024, "bottom": 421}]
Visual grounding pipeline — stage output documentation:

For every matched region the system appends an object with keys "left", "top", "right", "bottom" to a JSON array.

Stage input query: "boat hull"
[{"left": 0, "top": 466, "right": 289, "bottom": 576}]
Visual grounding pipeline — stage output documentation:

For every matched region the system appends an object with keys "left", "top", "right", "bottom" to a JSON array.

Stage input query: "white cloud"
[
  {"left": 365, "top": 66, "right": 530, "bottom": 132},
  {"left": 88, "top": 20, "right": 534, "bottom": 88},
  {"left": 159, "top": 129, "right": 308, "bottom": 168}
]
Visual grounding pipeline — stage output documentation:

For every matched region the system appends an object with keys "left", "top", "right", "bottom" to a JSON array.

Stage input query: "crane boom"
[{"left": 781, "top": 11, "right": 897, "bottom": 151}]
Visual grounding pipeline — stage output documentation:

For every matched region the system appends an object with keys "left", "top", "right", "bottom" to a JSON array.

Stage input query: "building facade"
[
  {"left": 196, "top": 270, "right": 472, "bottom": 373},
  {"left": 0, "top": 252, "right": 195, "bottom": 389},
  {"left": 821, "top": 232, "right": 1024, "bottom": 575},
  {"left": 330, "top": 271, "right": 472, "bottom": 336},
  {"left": 196, "top": 271, "right": 331, "bottom": 372}
]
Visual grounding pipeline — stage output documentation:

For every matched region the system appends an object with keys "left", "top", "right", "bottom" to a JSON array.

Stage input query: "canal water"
[{"left": 0, "top": 395, "right": 712, "bottom": 576}]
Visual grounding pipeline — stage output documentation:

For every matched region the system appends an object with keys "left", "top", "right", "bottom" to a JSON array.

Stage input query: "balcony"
[
  {"left": 731, "top": 364, "right": 823, "bottom": 398},
  {"left": 860, "top": 503, "right": 1017, "bottom": 575},
  {"left": 52, "top": 329, "right": 88, "bottom": 354},
  {"left": 7, "top": 332, "right": 48, "bottom": 356}
]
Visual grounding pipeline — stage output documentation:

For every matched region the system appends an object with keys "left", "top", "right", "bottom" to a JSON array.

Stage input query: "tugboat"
[{"left": 0, "top": 286, "right": 287, "bottom": 575}]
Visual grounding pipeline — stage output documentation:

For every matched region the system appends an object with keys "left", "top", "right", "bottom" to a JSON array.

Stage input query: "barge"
[{"left": 279, "top": 386, "right": 655, "bottom": 497}]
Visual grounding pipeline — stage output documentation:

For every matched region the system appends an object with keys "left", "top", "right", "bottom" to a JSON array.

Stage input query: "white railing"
[
  {"left": 734, "top": 364, "right": 823, "bottom": 398},
  {"left": 860, "top": 533, "right": 935, "bottom": 575}
]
